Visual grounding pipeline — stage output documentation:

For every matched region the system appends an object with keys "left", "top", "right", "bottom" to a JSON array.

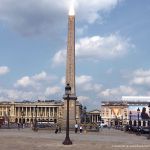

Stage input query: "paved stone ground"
[{"left": 0, "top": 128, "right": 150, "bottom": 150}]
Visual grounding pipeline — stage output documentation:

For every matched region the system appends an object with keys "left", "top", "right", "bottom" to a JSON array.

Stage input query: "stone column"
[
  {"left": 6, "top": 106, "right": 8, "bottom": 115},
  {"left": 26, "top": 107, "right": 27, "bottom": 117},
  {"left": 49, "top": 107, "right": 50, "bottom": 118},
  {"left": 2, "top": 107, "right": 3, "bottom": 116},
  {"left": 45, "top": 107, "right": 46, "bottom": 118},
  {"left": 30, "top": 107, "right": 31, "bottom": 117},
  {"left": 53, "top": 107, "right": 55, "bottom": 117},
  {"left": 92, "top": 115, "right": 93, "bottom": 123}
]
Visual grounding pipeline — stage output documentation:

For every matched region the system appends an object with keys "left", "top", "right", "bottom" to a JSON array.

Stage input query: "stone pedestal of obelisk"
[{"left": 63, "top": 8, "right": 77, "bottom": 128}]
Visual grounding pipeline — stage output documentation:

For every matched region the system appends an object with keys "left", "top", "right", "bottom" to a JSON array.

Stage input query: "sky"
[{"left": 0, "top": 0, "right": 150, "bottom": 110}]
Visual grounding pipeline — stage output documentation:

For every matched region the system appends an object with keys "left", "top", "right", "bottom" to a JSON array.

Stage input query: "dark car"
[{"left": 140, "top": 127, "right": 149, "bottom": 134}]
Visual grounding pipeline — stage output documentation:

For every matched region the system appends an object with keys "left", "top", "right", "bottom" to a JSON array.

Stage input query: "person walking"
[
  {"left": 80, "top": 125, "right": 83, "bottom": 134},
  {"left": 75, "top": 123, "right": 78, "bottom": 133},
  {"left": 55, "top": 125, "right": 58, "bottom": 134}
]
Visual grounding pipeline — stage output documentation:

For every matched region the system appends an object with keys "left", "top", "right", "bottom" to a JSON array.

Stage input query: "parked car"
[{"left": 140, "top": 127, "right": 150, "bottom": 134}]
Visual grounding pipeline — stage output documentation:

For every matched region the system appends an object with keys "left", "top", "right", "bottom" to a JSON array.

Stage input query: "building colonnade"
[{"left": 14, "top": 106, "right": 62, "bottom": 124}]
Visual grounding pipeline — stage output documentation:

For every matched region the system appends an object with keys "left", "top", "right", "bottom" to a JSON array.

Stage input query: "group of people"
[
  {"left": 17, "top": 123, "right": 25, "bottom": 130},
  {"left": 75, "top": 123, "right": 83, "bottom": 133},
  {"left": 55, "top": 124, "right": 83, "bottom": 134}
]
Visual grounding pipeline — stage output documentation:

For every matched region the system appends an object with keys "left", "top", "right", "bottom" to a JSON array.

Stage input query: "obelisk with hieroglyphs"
[{"left": 63, "top": 5, "right": 77, "bottom": 127}]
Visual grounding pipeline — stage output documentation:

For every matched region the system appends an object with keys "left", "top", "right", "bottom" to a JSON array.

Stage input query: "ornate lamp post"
[
  {"left": 129, "top": 111, "right": 132, "bottom": 132},
  {"left": 84, "top": 106, "right": 87, "bottom": 132},
  {"left": 8, "top": 108, "right": 10, "bottom": 129},
  {"left": 63, "top": 83, "right": 72, "bottom": 145},
  {"left": 47, "top": 112, "right": 50, "bottom": 124},
  {"left": 31, "top": 112, "right": 33, "bottom": 126},
  {"left": 129, "top": 111, "right": 132, "bottom": 123},
  {"left": 137, "top": 107, "right": 140, "bottom": 135},
  {"left": 147, "top": 103, "right": 150, "bottom": 139}
]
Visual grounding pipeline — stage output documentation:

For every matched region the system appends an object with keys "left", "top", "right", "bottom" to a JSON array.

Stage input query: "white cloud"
[
  {"left": 14, "top": 71, "right": 54, "bottom": 88},
  {"left": 76, "top": 75, "right": 93, "bottom": 85},
  {"left": 32, "top": 71, "right": 47, "bottom": 81},
  {"left": 52, "top": 50, "right": 66, "bottom": 67},
  {"left": 60, "top": 76, "right": 65, "bottom": 85},
  {"left": 52, "top": 34, "right": 133, "bottom": 66},
  {"left": 15, "top": 76, "right": 35, "bottom": 88},
  {"left": 0, "top": 66, "right": 10, "bottom": 75},
  {"left": 133, "top": 69, "right": 150, "bottom": 76},
  {"left": 76, "top": 75, "right": 102, "bottom": 93},
  {"left": 0, "top": 85, "right": 62, "bottom": 101},
  {"left": 45, "top": 86, "right": 62, "bottom": 96},
  {"left": 0, "top": 88, "right": 37, "bottom": 101},
  {"left": 76, "top": 34, "right": 132, "bottom": 59},
  {"left": 100, "top": 85, "right": 137, "bottom": 98},
  {"left": 130, "top": 69, "right": 150, "bottom": 86},
  {"left": 76, "top": 0, "right": 123, "bottom": 24},
  {"left": 0, "top": 0, "right": 123, "bottom": 35},
  {"left": 77, "top": 96, "right": 90, "bottom": 104},
  {"left": 61, "top": 75, "right": 93, "bottom": 85},
  {"left": 60, "top": 75, "right": 102, "bottom": 93}
]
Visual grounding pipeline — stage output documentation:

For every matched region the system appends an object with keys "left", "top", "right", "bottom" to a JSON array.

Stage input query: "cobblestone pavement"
[{"left": 0, "top": 128, "right": 150, "bottom": 150}]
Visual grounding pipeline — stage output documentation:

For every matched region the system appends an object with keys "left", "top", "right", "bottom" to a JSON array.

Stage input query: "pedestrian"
[
  {"left": 80, "top": 125, "right": 83, "bottom": 134},
  {"left": 75, "top": 123, "right": 78, "bottom": 133},
  {"left": 55, "top": 125, "right": 58, "bottom": 134}
]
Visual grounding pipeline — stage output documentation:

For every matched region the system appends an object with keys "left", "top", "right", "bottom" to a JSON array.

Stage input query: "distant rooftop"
[
  {"left": 122, "top": 96, "right": 150, "bottom": 102},
  {"left": 0, "top": 100, "right": 63, "bottom": 104},
  {"left": 15, "top": 100, "right": 63, "bottom": 103}
]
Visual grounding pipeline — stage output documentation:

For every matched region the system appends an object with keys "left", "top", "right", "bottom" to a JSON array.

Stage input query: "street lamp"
[
  {"left": 31, "top": 112, "right": 33, "bottom": 125},
  {"left": 63, "top": 83, "right": 72, "bottom": 145},
  {"left": 21, "top": 111, "right": 24, "bottom": 128},
  {"left": 129, "top": 111, "right": 132, "bottom": 133},
  {"left": 8, "top": 108, "right": 10, "bottom": 129},
  {"left": 47, "top": 112, "right": 49, "bottom": 124},
  {"left": 129, "top": 111, "right": 132, "bottom": 123},
  {"left": 84, "top": 106, "right": 87, "bottom": 133},
  {"left": 33, "top": 105, "right": 38, "bottom": 131},
  {"left": 137, "top": 107, "right": 140, "bottom": 135},
  {"left": 121, "top": 115, "right": 123, "bottom": 126},
  {"left": 147, "top": 103, "right": 150, "bottom": 139}
]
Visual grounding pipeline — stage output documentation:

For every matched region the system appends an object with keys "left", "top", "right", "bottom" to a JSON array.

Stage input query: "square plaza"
[{"left": 0, "top": 128, "right": 150, "bottom": 150}]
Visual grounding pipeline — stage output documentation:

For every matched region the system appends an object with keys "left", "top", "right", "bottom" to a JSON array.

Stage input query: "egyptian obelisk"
[{"left": 63, "top": 5, "right": 77, "bottom": 127}]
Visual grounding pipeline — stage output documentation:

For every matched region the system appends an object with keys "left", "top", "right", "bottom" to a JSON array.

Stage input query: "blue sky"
[{"left": 0, "top": 0, "right": 150, "bottom": 110}]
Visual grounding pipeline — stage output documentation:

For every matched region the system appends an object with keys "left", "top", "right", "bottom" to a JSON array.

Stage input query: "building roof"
[
  {"left": 88, "top": 109, "right": 100, "bottom": 114},
  {"left": 101, "top": 100, "right": 149, "bottom": 106},
  {"left": 122, "top": 96, "right": 150, "bottom": 102}
]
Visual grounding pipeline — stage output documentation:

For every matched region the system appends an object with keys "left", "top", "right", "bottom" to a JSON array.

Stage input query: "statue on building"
[{"left": 141, "top": 107, "right": 149, "bottom": 119}]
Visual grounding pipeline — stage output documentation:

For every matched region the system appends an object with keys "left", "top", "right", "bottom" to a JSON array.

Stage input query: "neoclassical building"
[
  {"left": 101, "top": 96, "right": 150, "bottom": 126},
  {"left": 0, "top": 100, "right": 81, "bottom": 125},
  {"left": 88, "top": 109, "right": 101, "bottom": 123}
]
